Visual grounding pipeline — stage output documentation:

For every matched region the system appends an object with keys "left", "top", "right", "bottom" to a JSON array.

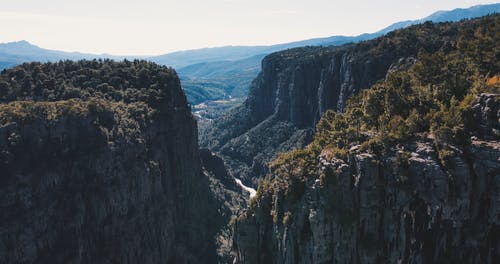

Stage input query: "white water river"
[{"left": 234, "top": 178, "right": 257, "bottom": 198}]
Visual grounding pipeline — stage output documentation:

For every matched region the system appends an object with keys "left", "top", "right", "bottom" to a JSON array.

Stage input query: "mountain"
[
  {"left": 0, "top": 6, "right": 498, "bottom": 264},
  {"left": 0, "top": 40, "right": 126, "bottom": 70},
  {"left": 0, "top": 60, "right": 246, "bottom": 263},
  {"left": 151, "top": 3, "right": 500, "bottom": 103},
  {"left": 151, "top": 3, "right": 500, "bottom": 69},
  {"left": 0, "top": 3, "right": 498, "bottom": 106},
  {"left": 201, "top": 14, "right": 500, "bottom": 187},
  {"left": 232, "top": 15, "right": 500, "bottom": 263}
]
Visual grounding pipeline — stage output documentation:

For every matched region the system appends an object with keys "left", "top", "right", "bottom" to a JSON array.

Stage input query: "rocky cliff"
[
  {"left": 232, "top": 15, "right": 499, "bottom": 263},
  {"left": 233, "top": 138, "right": 500, "bottom": 263},
  {"left": 0, "top": 61, "right": 224, "bottom": 263},
  {"left": 201, "top": 19, "right": 475, "bottom": 187},
  {"left": 232, "top": 91, "right": 500, "bottom": 263}
]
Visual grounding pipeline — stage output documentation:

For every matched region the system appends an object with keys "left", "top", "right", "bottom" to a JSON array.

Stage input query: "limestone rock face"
[
  {"left": 474, "top": 93, "right": 500, "bottom": 139},
  {"left": 201, "top": 46, "right": 407, "bottom": 187},
  {"left": 201, "top": 21, "right": 464, "bottom": 187},
  {"left": 233, "top": 139, "right": 500, "bottom": 263},
  {"left": 0, "top": 61, "right": 220, "bottom": 263}
]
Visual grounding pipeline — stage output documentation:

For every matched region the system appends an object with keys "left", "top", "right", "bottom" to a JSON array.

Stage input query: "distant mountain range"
[
  {"left": 173, "top": 3, "right": 500, "bottom": 103},
  {"left": 0, "top": 40, "right": 128, "bottom": 70},
  {"left": 0, "top": 3, "right": 498, "bottom": 104},
  {"left": 151, "top": 3, "right": 500, "bottom": 68}
]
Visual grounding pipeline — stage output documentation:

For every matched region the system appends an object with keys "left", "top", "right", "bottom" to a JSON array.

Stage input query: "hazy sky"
[{"left": 0, "top": 0, "right": 497, "bottom": 55}]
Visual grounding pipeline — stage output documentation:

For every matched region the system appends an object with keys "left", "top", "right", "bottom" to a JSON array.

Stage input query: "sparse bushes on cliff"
[{"left": 244, "top": 15, "right": 500, "bottom": 215}]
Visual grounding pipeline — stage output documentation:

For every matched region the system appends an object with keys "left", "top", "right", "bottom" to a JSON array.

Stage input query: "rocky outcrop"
[
  {"left": 0, "top": 61, "right": 221, "bottom": 263},
  {"left": 474, "top": 93, "right": 500, "bottom": 139},
  {"left": 233, "top": 139, "right": 500, "bottom": 263},
  {"left": 201, "top": 20, "right": 466, "bottom": 187}
]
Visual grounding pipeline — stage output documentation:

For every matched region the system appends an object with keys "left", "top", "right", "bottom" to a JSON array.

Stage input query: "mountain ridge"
[
  {"left": 0, "top": 3, "right": 498, "bottom": 106},
  {"left": 1, "top": 3, "right": 498, "bottom": 70},
  {"left": 160, "top": 3, "right": 500, "bottom": 104},
  {"left": 150, "top": 3, "right": 500, "bottom": 68}
]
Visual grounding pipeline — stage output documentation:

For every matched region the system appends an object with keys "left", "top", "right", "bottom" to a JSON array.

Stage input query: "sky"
[{"left": 0, "top": 0, "right": 498, "bottom": 56}]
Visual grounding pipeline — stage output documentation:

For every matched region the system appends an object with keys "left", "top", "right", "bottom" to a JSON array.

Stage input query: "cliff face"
[
  {"left": 233, "top": 138, "right": 500, "bottom": 263},
  {"left": 231, "top": 14, "right": 500, "bottom": 263},
  {"left": 0, "top": 61, "right": 221, "bottom": 263},
  {"left": 201, "top": 21, "right": 463, "bottom": 187}
]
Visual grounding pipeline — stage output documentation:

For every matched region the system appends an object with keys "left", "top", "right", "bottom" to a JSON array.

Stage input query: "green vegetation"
[
  {"left": 194, "top": 97, "right": 245, "bottom": 121},
  {"left": 248, "top": 15, "right": 499, "bottom": 211},
  {"left": 0, "top": 59, "right": 178, "bottom": 105},
  {"left": 0, "top": 60, "right": 181, "bottom": 143},
  {"left": 181, "top": 78, "right": 231, "bottom": 105}
]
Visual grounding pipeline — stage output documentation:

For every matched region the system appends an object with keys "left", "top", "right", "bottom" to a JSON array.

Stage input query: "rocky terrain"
[
  {"left": 231, "top": 14, "right": 500, "bottom": 263},
  {"left": 201, "top": 17, "right": 495, "bottom": 188},
  {"left": 0, "top": 60, "right": 244, "bottom": 263},
  {"left": 232, "top": 92, "right": 500, "bottom": 262},
  {"left": 0, "top": 11, "right": 499, "bottom": 264},
  {"left": 233, "top": 137, "right": 500, "bottom": 263}
]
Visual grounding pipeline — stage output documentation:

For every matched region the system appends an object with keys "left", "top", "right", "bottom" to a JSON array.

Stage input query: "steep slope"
[
  {"left": 234, "top": 138, "right": 500, "bottom": 263},
  {"left": 200, "top": 149, "right": 249, "bottom": 262},
  {"left": 202, "top": 16, "right": 498, "bottom": 187},
  {"left": 0, "top": 61, "right": 223, "bottom": 263},
  {"left": 232, "top": 15, "right": 500, "bottom": 263}
]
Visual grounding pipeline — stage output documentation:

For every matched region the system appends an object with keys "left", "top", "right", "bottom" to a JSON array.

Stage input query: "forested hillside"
[
  {"left": 201, "top": 14, "right": 500, "bottom": 188},
  {"left": 233, "top": 15, "right": 500, "bottom": 264}
]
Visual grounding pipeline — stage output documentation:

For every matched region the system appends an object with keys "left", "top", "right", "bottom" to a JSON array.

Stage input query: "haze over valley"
[{"left": 2, "top": 3, "right": 499, "bottom": 112}]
